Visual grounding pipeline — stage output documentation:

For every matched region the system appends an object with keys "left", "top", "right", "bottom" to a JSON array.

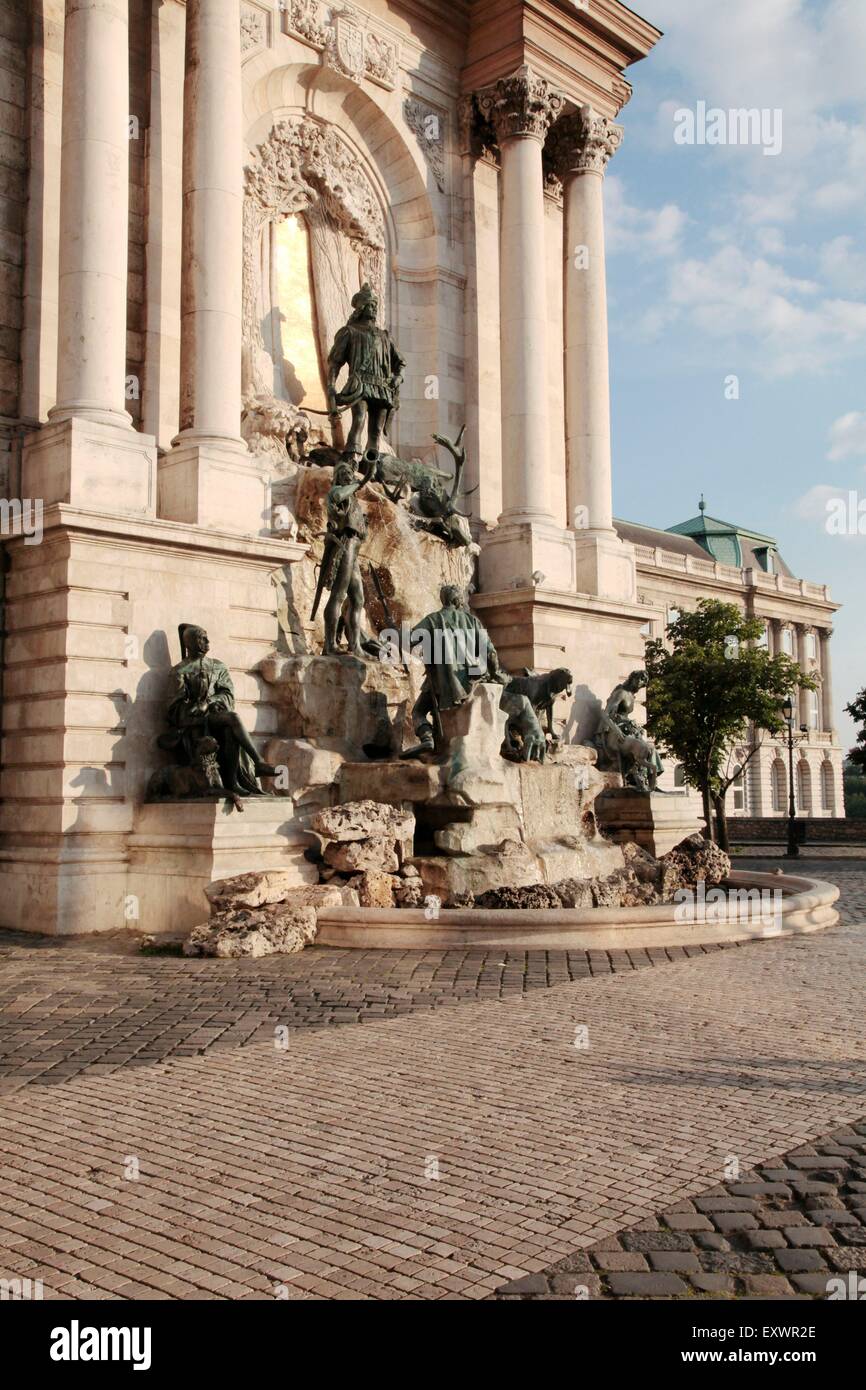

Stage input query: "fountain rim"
[{"left": 314, "top": 870, "right": 841, "bottom": 950}]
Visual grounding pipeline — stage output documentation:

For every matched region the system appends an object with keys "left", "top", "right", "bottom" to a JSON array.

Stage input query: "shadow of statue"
[
  {"left": 273, "top": 566, "right": 309, "bottom": 657},
  {"left": 563, "top": 684, "right": 603, "bottom": 747}
]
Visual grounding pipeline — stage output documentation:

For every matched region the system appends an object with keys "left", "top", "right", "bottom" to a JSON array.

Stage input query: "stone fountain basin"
[{"left": 315, "top": 870, "right": 840, "bottom": 951}]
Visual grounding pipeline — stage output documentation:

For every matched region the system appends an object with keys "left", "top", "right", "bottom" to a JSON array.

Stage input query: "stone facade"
[
  {"left": 620, "top": 518, "right": 843, "bottom": 818},
  {"left": 0, "top": 1, "right": 844, "bottom": 933}
]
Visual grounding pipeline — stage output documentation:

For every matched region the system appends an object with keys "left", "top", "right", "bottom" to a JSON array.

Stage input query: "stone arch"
[
  {"left": 797, "top": 759, "right": 812, "bottom": 815},
  {"left": 243, "top": 114, "right": 388, "bottom": 398}
]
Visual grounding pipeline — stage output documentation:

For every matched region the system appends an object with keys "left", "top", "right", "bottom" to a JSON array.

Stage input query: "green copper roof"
[{"left": 666, "top": 499, "right": 778, "bottom": 568}]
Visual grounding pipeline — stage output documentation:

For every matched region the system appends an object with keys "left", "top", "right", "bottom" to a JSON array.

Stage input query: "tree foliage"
[
  {"left": 644, "top": 599, "right": 816, "bottom": 844},
  {"left": 845, "top": 688, "right": 866, "bottom": 772}
]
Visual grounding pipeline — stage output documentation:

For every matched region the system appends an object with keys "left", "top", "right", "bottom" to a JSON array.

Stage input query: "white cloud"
[
  {"left": 819, "top": 235, "right": 866, "bottom": 293},
  {"left": 795, "top": 484, "right": 843, "bottom": 523},
  {"left": 828, "top": 411, "right": 866, "bottom": 461},
  {"left": 653, "top": 244, "right": 866, "bottom": 375},
  {"left": 604, "top": 177, "right": 687, "bottom": 258}
]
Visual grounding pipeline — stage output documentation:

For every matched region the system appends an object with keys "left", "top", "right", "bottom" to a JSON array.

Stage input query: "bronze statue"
[
  {"left": 403, "top": 585, "right": 508, "bottom": 756},
  {"left": 327, "top": 283, "right": 405, "bottom": 460},
  {"left": 406, "top": 428, "right": 475, "bottom": 548},
  {"left": 311, "top": 457, "right": 373, "bottom": 657},
  {"left": 500, "top": 689, "right": 547, "bottom": 762},
  {"left": 505, "top": 667, "right": 573, "bottom": 745},
  {"left": 150, "top": 625, "right": 277, "bottom": 798},
  {"left": 595, "top": 669, "right": 663, "bottom": 792}
]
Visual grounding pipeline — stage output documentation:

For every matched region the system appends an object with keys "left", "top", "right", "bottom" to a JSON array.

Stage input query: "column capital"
[
  {"left": 474, "top": 65, "right": 565, "bottom": 147},
  {"left": 547, "top": 106, "right": 624, "bottom": 180}
]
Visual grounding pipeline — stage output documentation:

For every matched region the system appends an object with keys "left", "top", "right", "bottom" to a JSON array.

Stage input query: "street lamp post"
[
  {"left": 783, "top": 696, "right": 798, "bottom": 858},
  {"left": 782, "top": 696, "right": 810, "bottom": 859}
]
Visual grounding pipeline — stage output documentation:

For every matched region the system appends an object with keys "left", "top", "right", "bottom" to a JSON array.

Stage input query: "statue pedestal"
[
  {"left": 127, "top": 798, "right": 317, "bottom": 936},
  {"left": 595, "top": 787, "right": 705, "bottom": 858}
]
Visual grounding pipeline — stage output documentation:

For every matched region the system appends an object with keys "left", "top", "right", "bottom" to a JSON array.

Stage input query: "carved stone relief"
[
  {"left": 281, "top": 0, "right": 399, "bottom": 90},
  {"left": 404, "top": 97, "right": 446, "bottom": 193},
  {"left": 241, "top": 1, "right": 270, "bottom": 58}
]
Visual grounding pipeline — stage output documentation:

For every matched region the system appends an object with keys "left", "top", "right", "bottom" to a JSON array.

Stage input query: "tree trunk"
[
  {"left": 712, "top": 790, "right": 730, "bottom": 854},
  {"left": 701, "top": 783, "right": 714, "bottom": 842}
]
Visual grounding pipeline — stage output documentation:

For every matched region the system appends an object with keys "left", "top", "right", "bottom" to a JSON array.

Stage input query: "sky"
[{"left": 604, "top": 0, "right": 865, "bottom": 749}]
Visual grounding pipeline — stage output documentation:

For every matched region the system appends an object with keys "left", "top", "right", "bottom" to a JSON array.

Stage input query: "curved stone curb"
[{"left": 315, "top": 870, "right": 841, "bottom": 950}]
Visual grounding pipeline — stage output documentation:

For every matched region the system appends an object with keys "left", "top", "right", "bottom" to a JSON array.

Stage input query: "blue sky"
[{"left": 605, "top": 0, "right": 865, "bottom": 747}]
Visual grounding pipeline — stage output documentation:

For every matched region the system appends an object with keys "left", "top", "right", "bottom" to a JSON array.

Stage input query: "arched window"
[
  {"left": 732, "top": 762, "right": 747, "bottom": 812},
  {"left": 674, "top": 764, "right": 686, "bottom": 788},
  {"left": 781, "top": 627, "right": 794, "bottom": 656},
  {"left": 807, "top": 689, "right": 819, "bottom": 731},
  {"left": 797, "top": 761, "right": 812, "bottom": 815},
  {"left": 771, "top": 758, "right": 786, "bottom": 813},
  {"left": 821, "top": 761, "right": 835, "bottom": 814}
]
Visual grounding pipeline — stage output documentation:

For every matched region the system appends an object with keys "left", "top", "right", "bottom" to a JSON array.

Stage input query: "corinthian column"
[
  {"left": 549, "top": 107, "right": 623, "bottom": 535},
  {"left": 160, "top": 0, "right": 268, "bottom": 533},
  {"left": 477, "top": 67, "right": 563, "bottom": 524}
]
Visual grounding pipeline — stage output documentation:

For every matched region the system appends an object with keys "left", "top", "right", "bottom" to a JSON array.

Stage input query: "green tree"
[
  {"left": 845, "top": 688, "right": 866, "bottom": 772},
  {"left": 644, "top": 599, "right": 815, "bottom": 850}
]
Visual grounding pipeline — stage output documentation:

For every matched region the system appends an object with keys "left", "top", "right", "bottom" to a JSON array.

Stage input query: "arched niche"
[{"left": 242, "top": 114, "right": 391, "bottom": 465}]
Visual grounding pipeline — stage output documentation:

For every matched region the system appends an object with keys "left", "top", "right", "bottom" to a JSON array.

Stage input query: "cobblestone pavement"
[
  {"left": 496, "top": 1121, "right": 866, "bottom": 1299},
  {"left": 0, "top": 859, "right": 862, "bottom": 1300}
]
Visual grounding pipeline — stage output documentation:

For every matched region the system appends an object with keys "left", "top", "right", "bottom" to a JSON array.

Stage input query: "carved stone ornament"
[
  {"left": 326, "top": 8, "right": 365, "bottom": 80},
  {"left": 282, "top": 0, "right": 328, "bottom": 48},
  {"left": 242, "top": 117, "right": 388, "bottom": 465},
  {"left": 475, "top": 65, "right": 566, "bottom": 145},
  {"left": 404, "top": 98, "right": 446, "bottom": 192},
  {"left": 282, "top": 0, "right": 399, "bottom": 90},
  {"left": 241, "top": 3, "right": 268, "bottom": 57},
  {"left": 546, "top": 106, "right": 624, "bottom": 180}
]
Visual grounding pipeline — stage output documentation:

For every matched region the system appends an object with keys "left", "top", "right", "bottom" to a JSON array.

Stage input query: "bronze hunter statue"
[
  {"left": 402, "top": 585, "right": 509, "bottom": 757},
  {"left": 595, "top": 669, "right": 664, "bottom": 793},
  {"left": 148, "top": 624, "right": 278, "bottom": 801},
  {"left": 326, "top": 282, "right": 406, "bottom": 461},
  {"left": 310, "top": 456, "right": 375, "bottom": 657}
]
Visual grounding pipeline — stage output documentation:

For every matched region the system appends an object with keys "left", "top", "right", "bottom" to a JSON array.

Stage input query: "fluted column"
[
  {"left": 550, "top": 107, "right": 622, "bottom": 534},
  {"left": 160, "top": 0, "right": 268, "bottom": 533},
  {"left": 819, "top": 628, "right": 834, "bottom": 733},
  {"left": 477, "top": 68, "right": 563, "bottom": 523}
]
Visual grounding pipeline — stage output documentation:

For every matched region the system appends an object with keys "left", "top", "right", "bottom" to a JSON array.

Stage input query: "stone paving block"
[
  {"left": 606, "top": 1272, "right": 688, "bottom": 1296},
  {"left": 648, "top": 1251, "right": 702, "bottom": 1273},
  {"left": 784, "top": 1227, "right": 836, "bottom": 1247}
]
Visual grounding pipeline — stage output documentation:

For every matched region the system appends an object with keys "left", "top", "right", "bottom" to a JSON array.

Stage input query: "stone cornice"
[{"left": 463, "top": 0, "right": 662, "bottom": 118}]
